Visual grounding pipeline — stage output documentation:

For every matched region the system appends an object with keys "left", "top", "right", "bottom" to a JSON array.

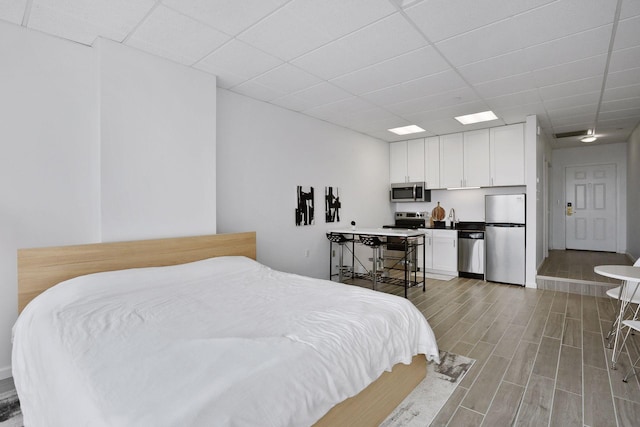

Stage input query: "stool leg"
[
  {"left": 338, "top": 243, "right": 344, "bottom": 282},
  {"left": 371, "top": 247, "right": 378, "bottom": 290}
]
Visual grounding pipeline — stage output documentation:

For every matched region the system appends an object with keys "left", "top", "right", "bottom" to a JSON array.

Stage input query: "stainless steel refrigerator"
[{"left": 485, "top": 194, "right": 526, "bottom": 286}]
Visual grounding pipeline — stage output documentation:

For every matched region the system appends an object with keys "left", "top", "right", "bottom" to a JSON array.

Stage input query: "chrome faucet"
[{"left": 448, "top": 208, "right": 456, "bottom": 226}]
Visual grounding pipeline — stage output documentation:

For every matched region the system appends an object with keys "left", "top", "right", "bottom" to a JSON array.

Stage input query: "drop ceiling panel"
[
  {"left": 304, "top": 96, "right": 379, "bottom": 122},
  {"left": 232, "top": 79, "right": 286, "bottom": 102},
  {"left": 543, "top": 92, "right": 600, "bottom": 112},
  {"left": 603, "top": 84, "right": 640, "bottom": 102},
  {"left": 538, "top": 76, "right": 603, "bottom": 101},
  {"left": 532, "top": 54, "right": 607, "bottom": 87},
  {"left": 614, "top": 15, "right": 640, "bottom": 50},
  {"left": 457, "top": 50, "right": 531, "bottom": 85},
  {"left": 386, "top": 87, "right": 481, "bottom": 116},
  {"left": 0, "top": 0, "right": 26, "bottom": 24},
  {"left": 620, "top": 0, "right": 640, "bottom": 19},
  {"left": 601, "top": 97, "right": 640, "bottom": 113},
  {"left": 598, "top": 108, "right": 640, "bottom": 122},
  {"left": 126, "top": 5, "right": 230, "bottom": 66},
  {"left": 609, "top": 45, "right": 640, "bottom": 73},
  {"left": 27, "top": 0, "right": 157, "bottom": 45},
  {"left": 162, "top": 0, "right": 289, "bottom": 36},
  {"left": 605, "top": 67, "right": 640, "bottom": 89},
  {"left": 522, "top": 25, "right": 612, "bottom": 71},
  {"left": 434, "top": 19, "right": 523, "bottom": 67},
  {"left": 475, "top": 73, "right": 538, "bottom": 99},
  {"left": 271, "top": 83, "right": 352, "bottom": 112},
  {"left": 485, "top": 89, "right": 542, "bottom": 109},
  {"left": 404, "top": 101, "right": 490, "bottom": 123},
  {"left": 404, "top": 0, "right": 525, "bottom": 43},
  {"left": 513, "top": 0, "right": 617, "bottom": 48},
  {"left": 252, "top": 63, "right": 321, "bottom": 94},
  {"left": 194, "top": 39, "right": 282, "bottom": 89},
  {"left": 361, "top": 69, "right": 467, "bottom": 106},
  {"left": 238, "top": 0, "right": 395, "bottom": 61},
  {"left": 292, "top": 13, "right": 427, "bottom": 80},
  {"left": 551, "top": 112, "right": 597, "bottom": 127},
  {"left": 493, "top": 103, "right": 548, "bottom": 124},
  {"left": 329, "top": 46, "right": 449, "bottom": 95}
]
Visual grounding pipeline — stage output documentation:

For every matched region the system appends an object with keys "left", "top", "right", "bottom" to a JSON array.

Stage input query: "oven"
[{"left": 382, "top": 212, "right": 426, "bottom": 272}]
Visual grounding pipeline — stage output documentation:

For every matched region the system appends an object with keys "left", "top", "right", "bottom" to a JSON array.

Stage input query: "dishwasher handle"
[{"left": 458, "top": 231, "right": 485, "bottom": 239}]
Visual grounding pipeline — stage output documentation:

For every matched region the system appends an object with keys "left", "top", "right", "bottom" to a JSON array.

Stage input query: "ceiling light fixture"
[
  {"left": 388, "top": 125, "right": 425, "bottom": 135},
  {"left": 580, "top": 129, "right": 597, "bottom": 143},
  {"left": 454, "top": 110, "right": 498, "bottom": 125}
]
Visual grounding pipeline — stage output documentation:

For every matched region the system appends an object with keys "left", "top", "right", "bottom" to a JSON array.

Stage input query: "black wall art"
[
  {"left": 295, "top": 186, "right": 315, "bottom": 226},
  {"left": 325, "top": 186, "right": 341, "bottom": 223}
]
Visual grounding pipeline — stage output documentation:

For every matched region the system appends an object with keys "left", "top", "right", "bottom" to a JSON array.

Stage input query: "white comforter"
[{"left": 12, "top": 256, "right": 439, "bottom": 427}]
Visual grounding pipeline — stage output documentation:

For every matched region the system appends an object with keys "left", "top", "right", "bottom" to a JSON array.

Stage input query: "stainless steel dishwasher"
[{"left": 458, "top": 229, "right": 485, "bottom": 280}]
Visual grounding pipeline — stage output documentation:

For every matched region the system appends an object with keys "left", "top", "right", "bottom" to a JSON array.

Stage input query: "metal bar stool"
[
  {"left": 360, "top": 235, "right": 385, "bottom": 290},
  {"left": 326, "top": 233, "right": 353, "bottom": 282}
]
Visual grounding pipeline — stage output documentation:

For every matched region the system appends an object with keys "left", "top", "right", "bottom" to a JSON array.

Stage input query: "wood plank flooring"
[{"left": 348, "top": 270, "right": 640, "bottom": 426}]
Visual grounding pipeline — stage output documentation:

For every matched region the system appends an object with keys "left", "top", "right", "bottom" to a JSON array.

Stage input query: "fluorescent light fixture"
[
  {"left": 388, "top": 125, "right": 425, "bottom": 135},
  {"left": 454, "top": 110, "right": 498, "bottom": 125}
]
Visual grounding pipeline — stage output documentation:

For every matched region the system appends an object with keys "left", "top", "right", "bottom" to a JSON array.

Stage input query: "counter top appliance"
[{"left": 485, "top": 194, "right": 526, "bottom": 286}]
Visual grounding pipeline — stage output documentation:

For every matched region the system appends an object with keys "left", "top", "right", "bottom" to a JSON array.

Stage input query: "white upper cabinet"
[
  {"left": 425, "top": 136, "right": 440, "bottom": 189},
  {"left": 463, "top": 129, "right": 491, "bottom": 187},
  {"left": 490, "top": 123, "right": 525, "bottom": 186},
  {"left": 390, "top": 139, "right": 425, "bottom": 183},
  {"left": 439, "top": 133, "right": 464, "bottom": 188},
  {"left": 407, "top": 138, "right": 425, "bottom": 182},
  {"left": 390, "top": 141, "right": 408, "bottom": 183}
]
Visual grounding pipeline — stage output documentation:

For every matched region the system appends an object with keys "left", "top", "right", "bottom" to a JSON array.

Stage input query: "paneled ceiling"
[{"left": 3, "top": 0, "right": 639, "bottom": 148}]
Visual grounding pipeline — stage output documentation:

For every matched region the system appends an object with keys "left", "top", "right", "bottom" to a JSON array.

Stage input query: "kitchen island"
[{"left": 327, "top": 228, "right": 425, "bottom": 297}]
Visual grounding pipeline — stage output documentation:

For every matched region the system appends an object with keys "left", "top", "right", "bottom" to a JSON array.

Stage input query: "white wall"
[
  {"left": 216, "top": 89, "right": 393, "bottom": 279},
  {"left": 0, "top": 25, "right": 218, "bottom": 379},
  {"left": 550, "top": 142, "right": 628, "bottom": 253},
  {"left": 0, "top": 22, "right": 101, "bottom": 379},
  {"left": 627, "top": 124, "right": 640, "bottom": 261},
  {"left": 98, "top": 39, "right": 217, "bottom": 241}
]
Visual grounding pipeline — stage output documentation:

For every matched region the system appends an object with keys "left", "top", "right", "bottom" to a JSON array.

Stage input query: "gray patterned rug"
[
  {"left": 381, "top": 351, "right": 475, "bottom": 427},
  {"left": 0, "top": 351, "right": 473, "bottom": 427}
]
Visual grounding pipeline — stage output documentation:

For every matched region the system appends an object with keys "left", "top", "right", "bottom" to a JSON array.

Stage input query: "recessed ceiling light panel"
[
  {"left": 454, "top": 110, "right": 498, "bottom": 125},
  {"left": 388, "top": 125, "right": 425, "bottom": 135}
]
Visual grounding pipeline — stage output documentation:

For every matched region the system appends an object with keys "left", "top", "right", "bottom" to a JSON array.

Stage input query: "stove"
[{"left": 383, "top": 211, "right": 428, "bottom": 230}]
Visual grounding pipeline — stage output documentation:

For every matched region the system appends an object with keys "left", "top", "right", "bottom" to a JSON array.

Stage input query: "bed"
[{"left": 13, "top": 232, "right": 439, "bottom": 426}]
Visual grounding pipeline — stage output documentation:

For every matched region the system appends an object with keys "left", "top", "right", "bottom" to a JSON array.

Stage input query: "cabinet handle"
[
  {"left": 453, "top": 240, "right": 456, "bottom": 248},
  {"left": 460, "top": 179, "right": 463, "bottom": 187}
]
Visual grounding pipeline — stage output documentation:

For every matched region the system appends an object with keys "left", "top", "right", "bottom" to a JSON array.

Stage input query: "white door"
[{"left": 565, "top": 164, "right": 616, "bottom": 251}]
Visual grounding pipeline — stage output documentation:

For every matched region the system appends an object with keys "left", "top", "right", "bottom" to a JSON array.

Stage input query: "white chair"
[{"left": 605, "top": 258, "right": 640, "bottom": 348}]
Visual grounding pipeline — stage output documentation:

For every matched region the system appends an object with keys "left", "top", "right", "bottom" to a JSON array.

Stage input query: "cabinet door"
[
  {"left": 439, "top": 133, "right": 464, "bottom": 188},
  {"left": 463, "top": 129, "right": 491, "bottom": 187},
  {"left": 425, "top": 136, "right": 440, "bottom": 189},
  {"left": 407, "top": 138, "right": 425, "bottom": 182},
  {"left": 424, "top": 230, "right": 433, "bottom": 270},
  {"left": 490, "top": 123, "right": 524, "bottom": 186},
  {"left": 432, "top": 230, "right": 458, "bottom": 273},
  {"left": 389, "top": 141, "right": 408, "bottom": 183}
]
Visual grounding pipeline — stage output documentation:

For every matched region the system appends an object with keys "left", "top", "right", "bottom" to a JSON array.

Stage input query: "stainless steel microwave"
[{"left": 390, "top": 182, "right": 430, "bottom": 202}]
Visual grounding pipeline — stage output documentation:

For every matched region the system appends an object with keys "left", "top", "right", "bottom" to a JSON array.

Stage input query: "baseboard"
[{"left": 0, "top": 365, "right": 11, "bottom": 380}]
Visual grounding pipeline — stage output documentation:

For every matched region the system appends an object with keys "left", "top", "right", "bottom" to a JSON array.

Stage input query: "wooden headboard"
[{"left": 17, "top": 232, "right": 256, "bottom": 313}]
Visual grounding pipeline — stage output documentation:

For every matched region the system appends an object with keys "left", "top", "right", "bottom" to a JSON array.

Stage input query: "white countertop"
[
  {"left": 327, "top": 228, "right": 426, "bottom": 238},
  {"left": 594, "top": 265, "right": 640, "bottom": 281}
]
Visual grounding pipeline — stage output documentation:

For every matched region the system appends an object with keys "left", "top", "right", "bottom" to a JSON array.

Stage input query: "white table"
[
  {"left": 327, "top": 228, "right": 426, "bottom": 297},
  {"left": 594, "top": 265, "right": 640, "bottom": 369}
]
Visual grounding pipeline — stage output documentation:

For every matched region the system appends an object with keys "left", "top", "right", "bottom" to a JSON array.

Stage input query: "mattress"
[{"left": 12, "top": 256, "right": 439, "bottom": 426}]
